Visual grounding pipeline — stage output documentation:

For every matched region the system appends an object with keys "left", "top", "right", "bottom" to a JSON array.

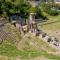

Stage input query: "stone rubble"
[{"left": 30, "top": 28, "right": 60, "bottom": 51}]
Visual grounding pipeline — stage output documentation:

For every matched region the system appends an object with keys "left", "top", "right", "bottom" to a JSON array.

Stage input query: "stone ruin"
[
  {"left": 28, "top": 14, "right": 60, "bottom": 48},
  {"left": 11, "top": 13, "right": 38, "bottom": 34},
  {"left": 0, "top": 14, "right": 60, "bottom": 50},
  {"left": 10, "top": 13, "right": 60, "bottom": 49},
  {"left": 28, "top": 13, "right": 37, "bottom": 32}
]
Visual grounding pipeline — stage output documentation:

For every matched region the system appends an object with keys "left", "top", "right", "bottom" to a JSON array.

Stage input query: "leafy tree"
[
  {"left": 1, "top": 0, "right": 14, "bottom": 21},
  {"left": 40, "top": 3, "right": 59, "bottom": 16},
  {"left": 0, "top": 1, "right": 3, "bottom": 14},
  {"left": 0, "top": 0, "right": 47, "bottom": 22},
  {"left": 35, "top": 6, "right": 47, "bottom": 19}
]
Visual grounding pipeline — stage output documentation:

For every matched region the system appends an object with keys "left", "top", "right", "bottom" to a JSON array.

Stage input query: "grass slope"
[
  {"left": 0, "top": 41, "right": 60, "bottom": 60},
  {"left": 38, "top": 15, "right": 60, "bottom": 40},
  {"left": 0, "top": 23, "right": 60, "bottom": 60}
]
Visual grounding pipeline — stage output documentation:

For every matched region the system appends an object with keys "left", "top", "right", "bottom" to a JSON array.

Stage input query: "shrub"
[
  {"left": 35, "top": 7, "right": 47, "bottom": 19},
  {"left": 46, "top": 9, "right": 58, "bottom": 16},
  {"left": 49, "top": 9, "right": 58, "bottom": 16},
  {"left": 41, "top": 3, "right": 59, "bottom": 16}
]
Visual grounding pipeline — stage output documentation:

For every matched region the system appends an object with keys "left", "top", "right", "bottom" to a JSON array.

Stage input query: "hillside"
[
  {"left": 0, "top": 22, "right": 60, "bottom": 60},
  {"left": 38, "top": 15, "right": 60, "bottom": 41},
  {"left": 17, "top": 32, "right": 56, "bottom": 52},
  {"left": 0, "top": 0, "right": 60, "bottom": 60}
]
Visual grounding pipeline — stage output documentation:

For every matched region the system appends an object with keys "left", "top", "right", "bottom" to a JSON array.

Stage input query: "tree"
[
  {"left": 35, "top": 6, "right": 47, "bottom": 19},
  {"left": 1, "top": 0, "right": 14, "bottom": 22},
  {"left": 0, "top": 1, "right": 3, "bottom": 15}
]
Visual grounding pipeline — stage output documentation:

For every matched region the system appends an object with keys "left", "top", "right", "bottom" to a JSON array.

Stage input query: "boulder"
[{"left": 42, "top": 33, "right": 47, "bottom": 38}]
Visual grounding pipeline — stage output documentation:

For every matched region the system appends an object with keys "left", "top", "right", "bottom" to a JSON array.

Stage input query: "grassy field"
[
  {"left": 38, "top": 15, "right": 60, "bottom": 40},
  {"left": 0, "top": 42, "right": 60, "bottom": 60}
]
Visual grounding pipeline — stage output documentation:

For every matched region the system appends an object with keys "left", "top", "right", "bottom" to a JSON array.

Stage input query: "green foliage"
[
  {"left": 19, "top": 2, "right": 31, "bottom": 19},
  {"left": 0, "top": 0, "right": 47, "bottom": 20},
  {"left": 41, "top": 3, "right": 59, "bottom": 16},
  {"left": 0, "top": 0, "right": 14, "bottom": 17},
  {"left": 0, "top": 1, "right": 3, "bottom": 14},
  {"left": 0, "top": 0, "right": 31, "bottom": 19},
  {"left": 29, "top": 7, "right": 36, "bottom": 13},
  {"left": 49, "top": 9, "right": 58, "bottom": 16},
  {"left": 35, "top": 7, "right": 47, "bottom": 19}
]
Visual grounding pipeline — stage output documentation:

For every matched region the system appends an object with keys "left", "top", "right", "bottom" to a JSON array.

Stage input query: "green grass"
[
  {"left": 0, "top": 43, "right": 60, "bottom": 60},
  {"left": 38, "top": 15, "right": 60, "bottom": 34},
  {"left": 18, "top": 33, "right": 56, "bottom": 52},
  {"left": 0, "top": 43, "right": 42, "bottom": 58},
  {"left": 0, "top": 43, "right": 29, "bottom": 58}
]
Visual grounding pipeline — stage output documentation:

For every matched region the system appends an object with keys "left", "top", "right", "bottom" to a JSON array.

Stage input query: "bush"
[
  {"left": 46, "top": 9, "right": 58, "bottom": 16},
  {"left": 41, "top": 3, "right": 59, "bottom": 16},
  {"left": 35, "top": 7, "right": 47, "bottom": 19}
]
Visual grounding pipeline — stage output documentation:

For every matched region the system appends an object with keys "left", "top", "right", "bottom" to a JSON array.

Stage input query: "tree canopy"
[{"left": 0, "top": 0, "right": 47, "bottom": 21}]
